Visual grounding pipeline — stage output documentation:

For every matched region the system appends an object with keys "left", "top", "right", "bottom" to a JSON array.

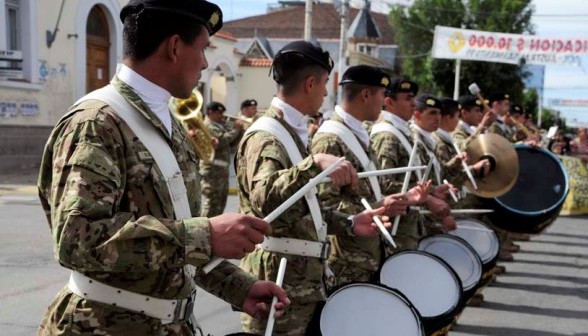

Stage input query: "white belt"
[
  {"left": 260, "top": 237, "right": 331, "bottom": 259},
  {"left": 67, "top": 271, "right": 196, "bottom": 325},
  {"left": 212, "top": 159, "right": 229, "bottom": 168}
]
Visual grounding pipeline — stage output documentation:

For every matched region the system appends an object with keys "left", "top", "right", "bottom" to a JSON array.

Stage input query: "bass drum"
[
  {"left": 320, "top": 283, "right": 425, "bottom": 336},
  {"left": 379, "top": 251, "right": 462, "bottom": 336},
  {"left": 418, "top": 234, "right": 483, "bottom": 302},
  {"left": 485, "top": 145, "right": 569, "bottom": 234}
]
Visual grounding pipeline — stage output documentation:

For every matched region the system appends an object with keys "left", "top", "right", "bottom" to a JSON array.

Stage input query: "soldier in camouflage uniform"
[
  {"left": 236, "top": 41, "right": 392, "bottom": 335},
  {"left": 37, "top": 2, "right": 289, "bottom": 335},
  {"left": 411, "top": 94, "right": 457, "bottom": 234},
  {"left": 371, "top": 80, "right": 451, "bottom": 251},
  {"left": 239, "top": 99, "right": 263, "bottom": 125},
  {"left": 311, "top": 66, "right": 419, "bottom": 285},
  {"left": 488, "top": 92, "right": 517, "bottom": 141},
  {"left": 200, "top": 102, "right": 243, "bottom": 217}
]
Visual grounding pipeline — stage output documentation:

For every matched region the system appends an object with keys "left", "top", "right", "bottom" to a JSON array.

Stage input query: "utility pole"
[
  {"left": 304, "top": 0, "right": 313, "bottom": 41},
  {"left": 337, "top": 0, "right": 349, "bottom": 104}
]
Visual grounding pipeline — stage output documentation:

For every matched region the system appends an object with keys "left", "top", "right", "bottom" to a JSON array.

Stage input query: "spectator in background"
[{"left": 571, "top": 127, "right": 588, "bottom": 162}]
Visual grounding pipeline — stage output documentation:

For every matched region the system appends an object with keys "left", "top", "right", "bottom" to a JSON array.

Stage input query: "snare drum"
[
  {"left": 379, "top": 251, "right": 462, "bottom": 335},
  {"left": 418, "top": 234, "right": 483, "bottom": 301},
  {"left": 320, "top": 283, "right": 425, "bottom": 336},
  {"left": 449, "top": 218, "right": 500, "bottom": 272}
]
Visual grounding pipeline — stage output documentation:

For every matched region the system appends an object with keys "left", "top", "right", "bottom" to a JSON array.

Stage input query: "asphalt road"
[{"left": 1, "top": 187, "right": 587, "bottom": 336}]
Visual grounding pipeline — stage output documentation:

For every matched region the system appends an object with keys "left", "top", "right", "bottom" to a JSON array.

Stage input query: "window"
[{"left": 0, "top": 0, "right": 38, "bottom": 87}]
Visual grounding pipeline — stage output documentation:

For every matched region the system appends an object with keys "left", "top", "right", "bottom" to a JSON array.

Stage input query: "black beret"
[
  {"left": 206, "top": 101, "right": 225, "bottom": 113},
  {"left": 385, "top": 78, "right": 419, "bottom": 97},
  {"left": 240, "top": 99, "right": 258, "bottom": 109},
  {"left": 415, "top": 94, "right": 441, "bottom": 110},
  {"left": 339, "top": 65, "right": 391, "bottom": 87},
  {"left": 120, "top": 0, "right": 223, "bottom": 36},
  {"left": 510, "top": 103, "right": 524, "bottom": 115},
  {"left": 440, "top": 98, "right": 459, "bottom": 116},
  {"left": 458, "top": 95, "right": 483, "bottom": 110},
  {"left": 488, "top": 92, "right": 510, "bottom": 104},
  {"left": 274, "top": 41, "right": 334, "bottom": 74}
]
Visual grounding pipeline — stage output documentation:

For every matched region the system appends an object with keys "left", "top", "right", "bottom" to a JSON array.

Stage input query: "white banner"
[{"left": 432, "top": 25, "right": 588, "bottom": 66}]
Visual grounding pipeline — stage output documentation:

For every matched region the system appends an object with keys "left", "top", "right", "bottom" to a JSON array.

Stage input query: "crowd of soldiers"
[{"left": 36, "top": 1, "right": 543, "bottom": 336}]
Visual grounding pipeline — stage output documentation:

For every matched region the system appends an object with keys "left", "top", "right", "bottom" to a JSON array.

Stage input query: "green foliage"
[{"left": 390, "top": 0, "right": 534, "bottom": 101}]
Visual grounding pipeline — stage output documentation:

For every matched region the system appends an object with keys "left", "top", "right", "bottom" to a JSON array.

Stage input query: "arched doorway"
[{"left": 86, "top": 5, "right": 110, "bottom": 92}]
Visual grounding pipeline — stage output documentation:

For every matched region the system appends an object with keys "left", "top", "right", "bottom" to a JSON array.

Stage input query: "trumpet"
[
  {"left": 170, "top": 90, "right": 215, "bottom": 163},
  {"left": 224, "top": 115, "right": 253, "bottom": 126}
]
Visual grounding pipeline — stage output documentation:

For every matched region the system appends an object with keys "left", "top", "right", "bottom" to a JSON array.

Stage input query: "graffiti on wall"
[
  {"left": 0, "top": 101, "right": 40, "bottom": 118},
  {"left": 39, "top": 60, "right": 67, "bottom": 81}
]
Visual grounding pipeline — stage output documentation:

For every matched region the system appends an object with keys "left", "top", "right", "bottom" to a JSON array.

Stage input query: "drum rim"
[
  {"left": 379, "top": 250, "right": 463, "bottom": 318},
  {"left": 418, "top": 234, "right": 483, "bottom": 291},
  {"left": 320, "top": 282, "right": 425, "bottom": 335},
  {"left": 494, "top": 145, "right": 570, "bottom": 216}
]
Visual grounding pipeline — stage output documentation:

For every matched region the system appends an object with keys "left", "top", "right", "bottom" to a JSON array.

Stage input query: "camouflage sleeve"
[
  {"left": 311, "top": 135, "right": 362, "bottom": 215},
  {"left": 195, "top": 261, "right": 257, "bottom": 308},
  {"left": 453, "top": 131, "right": 474, "bottom": 152},
  {"left": 435, "top": 143, "right": 465, "bottom": 186},
  {"left": 209, "top": 123, "right": 242, "bottom": 149},
  {"left": 48, "top": 114, "right": 213, "bottom": 273},
  {"left": 371, "top": 133, "right": 404, "bottom": 195}
]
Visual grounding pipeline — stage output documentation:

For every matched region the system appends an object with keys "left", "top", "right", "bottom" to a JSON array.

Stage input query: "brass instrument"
[
  {"left": 170, "top": 90, "right": 215, "bottom": 163},
  {"left": 224, "top": 115, "right": 253, "bottom": 126}
]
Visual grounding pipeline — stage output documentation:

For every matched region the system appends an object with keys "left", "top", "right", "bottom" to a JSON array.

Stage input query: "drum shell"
[
  {"left": 484, "top": 146, "right": 569, "bottom": 234},
  {"left": 417, "top": 234, "right": 483, "bottom": 304},
  {"left": 319, "top": 282, "right": 425, "bottom": 336},
  {"left": 378, "top": 251, "right": 463, "bottom": 336}
]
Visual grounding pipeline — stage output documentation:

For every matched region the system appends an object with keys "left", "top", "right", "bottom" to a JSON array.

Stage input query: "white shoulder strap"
[
  {"left": 75, "top": 85, "right": 191, "bottom": 220},
  {"left": 371, "top": 122, "right": 422, "bottom": 181},
  {"left": 246, "top": 117, "right": 326, "bottom": 241},
  {"left": 317, "top": 120, "right": 382, "bottom": 201}
]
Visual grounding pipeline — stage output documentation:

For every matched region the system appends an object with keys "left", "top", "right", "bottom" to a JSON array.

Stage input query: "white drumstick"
[
  {"left": 411, "top": 207, "right": 493, "bottom": 214},
  {"left": 203, "top": 157, "right": 347, "bottom": 274},
  {"left": 393, "top": 136, "right": 419, "bottom": 235},
  {"left": 360, "top": 198, "right": 396, "bottom": 248},
  {"left": 420, "top": 159, "right": 434, "bottom": 184},
  {"left": 443, "top": 179, "right": 459, "bottom": 203},
  {"left": 452, "top": 142, "right": 478, "bottom": 190},
  {"left": 321, "top": 165, "right": 427, "bottom": 183},
  {"left": 265, "top": 257, "right": 288, "bottom": 336},
  {"left": 435, "top": 223, "right": 494, "bottom": 233}
]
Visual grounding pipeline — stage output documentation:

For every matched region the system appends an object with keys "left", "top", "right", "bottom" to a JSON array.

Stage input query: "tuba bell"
[{"left": 170, "top": 89, "right": 215, "bottom": 163}]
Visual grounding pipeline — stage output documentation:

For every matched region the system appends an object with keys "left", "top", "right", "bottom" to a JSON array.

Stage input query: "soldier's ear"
[{"left": 167, "top": 35, "right": 182, "bottom": 63}]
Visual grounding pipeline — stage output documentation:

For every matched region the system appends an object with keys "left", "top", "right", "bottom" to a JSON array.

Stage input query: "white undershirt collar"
[
  {"left": 459, "top": 120, "right": 476, "bottom": 136},
  {"left": 271, "top": 97, "right": 310, "bottom": 147},
  {"left": 381, "top": 111, "right": 412, "bottom": 138},
  {"left": 335, "top": 105, "right": 370, "bottom": 148},
  {"left": 117, "top": 64, "right": 173, "bottom": 135},
  {"left": 436, "top": 128, "right": 454, "bottom": 145}
]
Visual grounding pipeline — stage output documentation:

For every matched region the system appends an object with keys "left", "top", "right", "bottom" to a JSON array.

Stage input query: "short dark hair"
[
  {"left": 341, "top": 83, "right": 379, "bottom": 102},
  {"left": 272, "top": 53, "right": 326, "bottom": 96},
  {"left": 123, "top": 9, "right": 205, "bottom": 61}
]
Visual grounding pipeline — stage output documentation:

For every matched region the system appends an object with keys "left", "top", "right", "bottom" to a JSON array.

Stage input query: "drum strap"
[
  {"left": 317, "top": 120, "right": 382, "bottom": 201},
  {"left": 245, "top": 117, "right": 329, "bottom": 253},
  {"left": 372, "top": 121, "right": 423, "bottom": 181}
]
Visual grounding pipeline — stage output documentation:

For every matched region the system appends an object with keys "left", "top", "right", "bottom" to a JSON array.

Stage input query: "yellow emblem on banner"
[{"left": 448, "top": 32, "right": 465, "bottom": 53}]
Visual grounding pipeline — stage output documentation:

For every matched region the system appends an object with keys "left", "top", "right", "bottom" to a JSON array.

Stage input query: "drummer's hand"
[
  {"left": 441, "top": 216, "right": 457, "bottom": 232},
  {"left": 242, "top": 281, "right": 290, "bottom": 320},
  {"left": 405, "top": 180, "right": 431, "bottom": 205},
  {"left": 453, "top": 152, "right": 468, "bottom": 165},
  {"left": 480, "top": 110, "right": 496, "bottom": 128},
  {"left": 314, "top": 154, "right": 358, "bottom": 189},
  {"left": 382, "top": 194, "right": 409, "bottom": 216},
  {"left": 353, "top": 207, "right": 391, "bottom": 237},
  {"left": 209, "top": 213, "right": 271, "bottom": 259},
  {"left": 211, "top": 137, "right": 219, "bottom": 149},
  {"left": 472, "top": 159, "right": 491, "bottom": 177},
  {"left": 431, "top": 184, "right": 452, "bottom": 201},
  {"left": 425, "top": 196, "right": 451, "bottom": 219}
]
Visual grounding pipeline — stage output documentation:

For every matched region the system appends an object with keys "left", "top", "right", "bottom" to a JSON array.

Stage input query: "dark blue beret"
[
  {"left": 241, "top": 99, "right": 258, "bottom": 109},
  {"left": 386, "top": 78, "right": 419, "bottom": 96},
  {"left": 415, "top": 94, "right": 441, "bottom": 109},
  {"left": 458, "top": 95, "right": 483, "bottom": 110},
  {"left": 488, "top": 92, "right": 510, "bottom": 104},
  {"left": 339, "top": 65, "right": 390, "bottom": 87},
  {"left": 274, "top": 41, "right": 334, "bottom": 74}
]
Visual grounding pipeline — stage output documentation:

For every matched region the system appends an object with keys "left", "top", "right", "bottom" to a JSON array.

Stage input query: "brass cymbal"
[{"left": 464, "top": 133, "right": 519, "bottom": 198}]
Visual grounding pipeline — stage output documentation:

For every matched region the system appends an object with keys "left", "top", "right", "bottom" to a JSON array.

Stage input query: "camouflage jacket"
[
  {"left": 413, "top": 128, "right": 442, "bottom": 186},
  {"left": 488, "top": 119, "right": 515, "bottom": 142},
  {"left": 200, "top": 118, "right": 242, "bottom": 170},
  {"left": 38, "top": 78, "right": 256, "bottom": 317},
  {"left": 311, "top": 114, "right": 382, "bottom": 275},
  {"left": 236, "top": 107, "right": 350, "bottom": 304},
  {"left": 433, "top": 131, "right": 466, "bottom": 187},
  {"left": 452, "top": 121, "right": 477, "bottom": 151}
]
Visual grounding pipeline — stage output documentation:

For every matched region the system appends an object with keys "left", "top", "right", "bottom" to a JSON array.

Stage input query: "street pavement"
[{"left": 1, "top": 184, "right": 587, "bottom": 336}]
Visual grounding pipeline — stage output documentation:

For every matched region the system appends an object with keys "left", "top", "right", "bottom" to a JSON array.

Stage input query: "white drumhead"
[
  {"left": 450, "top": 219, "right": 499, "bottom": 265},
  {"left": 418, "top": 235, "right": 482, "bottom": 291},
  {"left": 380, "top": 252, "right": 461, "bottom": 318},
  {"left": 321, "top": 283, "right": 424, "bottom": 336}
]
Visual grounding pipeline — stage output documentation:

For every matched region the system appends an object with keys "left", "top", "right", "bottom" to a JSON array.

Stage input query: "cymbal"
[{"left": 464, "top": 133, "right": 519, "bottom": 198}]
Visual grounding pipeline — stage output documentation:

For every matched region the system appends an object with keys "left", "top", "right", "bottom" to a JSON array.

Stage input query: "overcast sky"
[{"left": 215, "top": 0, "right": 588, "bottom": 124}]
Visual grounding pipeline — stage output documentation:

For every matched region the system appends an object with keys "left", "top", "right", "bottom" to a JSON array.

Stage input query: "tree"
[{"left": 390, "top": 0, "right": 534, "bottom": 101}]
